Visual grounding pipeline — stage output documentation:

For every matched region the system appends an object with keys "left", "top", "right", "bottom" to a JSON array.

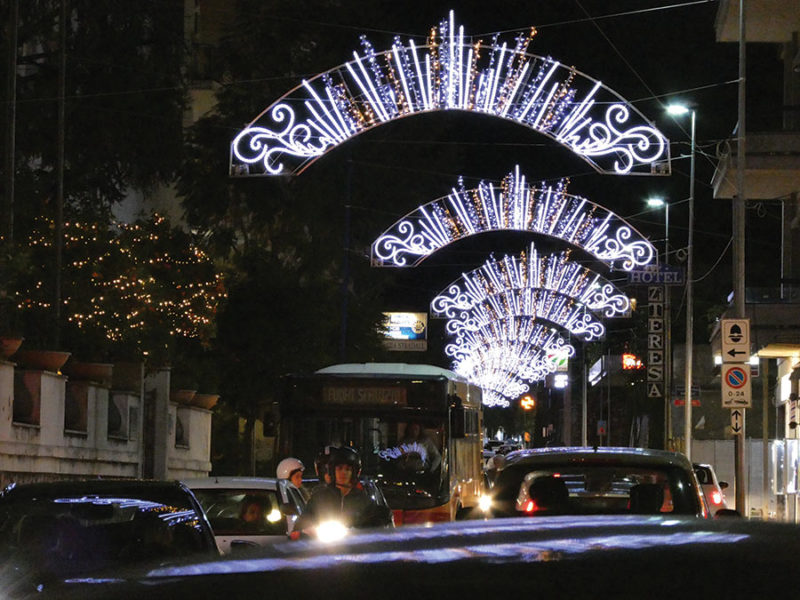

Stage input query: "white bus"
[{"left": 277, "top": 363, "right": 483, "bottom": 524}]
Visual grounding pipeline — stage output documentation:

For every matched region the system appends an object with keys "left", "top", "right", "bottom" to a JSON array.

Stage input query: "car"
[
  {"left": 0, "top": 478, "right": 218, "bottom": 598},
  {"left": 693, "top": 462, "right": 730, "bottom": 514},
  {"left": 484, "top": 446, "right": 707, "bottom": 519},
  {"left": 181, "top": 476, "right": 307, "bottom": 553},
  {"left": 33, "top": 515, "right": 800, "bottom": 599}
]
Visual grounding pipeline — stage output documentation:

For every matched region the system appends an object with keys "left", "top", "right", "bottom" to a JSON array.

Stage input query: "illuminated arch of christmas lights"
[
  {"left": 230, "top": 11, "right": 670, "bottom": 177},
  {"left": 450, "top": 338, "right": 565, "bottom": 387},
  {"left": 445, "top": 291, "right": 606, "bottom": 341},
  {"left": 372, "top": 167, "right": 655, "bottom": 271},
  {"left": 447, "top": 325, "right": 572, "bottom": 375},
  {"left": 431, "top": 242, "right": 630, "bottom": 319}
]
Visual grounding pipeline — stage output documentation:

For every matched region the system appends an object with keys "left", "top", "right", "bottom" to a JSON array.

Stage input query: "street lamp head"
[
  {"left": 666, "top": 103, "right": 690, "bottom": 116},
  {"left": 646, "top": 197, "right": 666, "bottom": 208}
]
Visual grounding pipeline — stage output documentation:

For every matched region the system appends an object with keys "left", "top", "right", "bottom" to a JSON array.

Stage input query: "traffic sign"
[
  {"left": 722, "top": 364, "right": 752, "bottom": 408},
  {"left": 731, "top": 409, "right": 744, "bottom": 434},
  {"left": 721, "top": 318, "right": 750, "bottom": 363}
]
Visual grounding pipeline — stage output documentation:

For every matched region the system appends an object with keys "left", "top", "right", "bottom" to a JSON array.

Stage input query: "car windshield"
[
  {"left": 288, "top": 416, "right": 447, "bottom": 508},
  {"left": 494, "top": 461, "right": 700, "bottom": 516},
  {"left": 191, "top": 488, "right": 289, "bottom": 536}
]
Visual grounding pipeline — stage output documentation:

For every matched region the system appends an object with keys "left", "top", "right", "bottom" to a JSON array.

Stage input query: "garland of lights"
[
  {"left": 372, "top": 167, "right": 655, "bottom": 271},
  {"left": 450, "top": 338, "right": 565, "bottom": 385},
  {"left": 231, "top": 11, "right": 670, "bottom": 176},
  {"left": 19, "top": 216, "right": 225, "bottom": 358},
  {"left": 445, "top": 292, "right": 605, "bottom": 341},
  {"left": 431, "top": 241, "right": 630, "bottom": 319}
]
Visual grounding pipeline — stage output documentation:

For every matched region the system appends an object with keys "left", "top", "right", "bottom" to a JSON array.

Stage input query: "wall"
[{"left": 0, "top": 359, "right": 213, "bottom": 487}]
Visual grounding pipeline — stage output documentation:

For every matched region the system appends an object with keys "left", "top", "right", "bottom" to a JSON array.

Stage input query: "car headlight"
[
  {"left": 478, "top": 494, "right": 493, "bottom": 513},
  {"left": 316, "top": 520, "right": 348, "bottom": 543}
]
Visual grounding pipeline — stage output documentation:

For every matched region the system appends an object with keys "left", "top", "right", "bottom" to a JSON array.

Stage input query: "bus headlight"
[
  {"left": 316, "top": 520, "right": 348, "bottom": 543},
  {"left": 478, "top": 495, "right": 493, "bottom": 513}
]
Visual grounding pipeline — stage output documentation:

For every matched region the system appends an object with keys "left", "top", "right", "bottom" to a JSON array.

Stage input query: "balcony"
[
  {"left": 712, "top": 132, "right": 800, "bottom": 200},
  {"left": 710, "top": 286, "right": 800, "bottom": 360}
]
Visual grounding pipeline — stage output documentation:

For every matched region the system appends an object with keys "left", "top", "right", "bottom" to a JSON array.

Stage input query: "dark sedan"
[
  {"left": 484, "top": 446, "right": 707, "bottom": 519},
  {"left": 29, "top": 515, "right": 800, "bottom": 599},
  {"left": 0, "top": 479, "right": 218, "bottom": 597}
]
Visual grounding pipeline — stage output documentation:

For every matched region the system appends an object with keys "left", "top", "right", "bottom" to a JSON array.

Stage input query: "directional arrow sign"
[
  {"left": 731, "top": 409, "right": 744, "bottom": 434},
  {"left": 721, "top": 318, "right": 750, "bottom": 364}
]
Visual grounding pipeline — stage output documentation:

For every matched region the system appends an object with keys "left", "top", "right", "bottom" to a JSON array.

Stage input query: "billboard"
[{"left": 382, "top": 312, "right": 428, "bottom": 351}]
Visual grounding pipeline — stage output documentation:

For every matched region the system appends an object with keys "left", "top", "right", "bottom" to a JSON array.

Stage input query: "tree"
[
  {"left": 16, "top": 214, "right": 224, "bottom": 365},
  {"left": 1, "top": 1, "right": 188, "bottom": 345}
]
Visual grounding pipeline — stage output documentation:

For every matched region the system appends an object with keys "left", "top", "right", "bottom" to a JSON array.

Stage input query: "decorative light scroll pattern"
[
  {"left": 431, "top": 241, "right": 630, "bottom": 319},
  {"left": 231, "top": 11, "right": 670, "bottom": 177},
  {"left": 450, "top": 337, "right": 570, "bottom": 398},
  {"left": 372, "top": 167, "right": 655, "bottom": 271},
  {"left": 445, "top": 291, "right": 606, "bottom": 341},
  {"left": 445, "top": 319, "right": 575, "bottom": 405}
]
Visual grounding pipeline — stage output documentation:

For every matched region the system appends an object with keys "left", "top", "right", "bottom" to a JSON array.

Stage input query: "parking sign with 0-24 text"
[{"left": 721, "top": 364, "right": 751, "bottom": 408}]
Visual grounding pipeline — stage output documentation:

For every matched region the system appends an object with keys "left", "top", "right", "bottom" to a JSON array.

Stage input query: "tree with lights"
[{"left": 16, "top": 214, "right": 225, "bottom": 368}]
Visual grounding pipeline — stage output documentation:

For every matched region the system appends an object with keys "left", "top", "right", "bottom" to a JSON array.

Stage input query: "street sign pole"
[{"left": 721, "top": 316, "right": 750, "bottom": 517}]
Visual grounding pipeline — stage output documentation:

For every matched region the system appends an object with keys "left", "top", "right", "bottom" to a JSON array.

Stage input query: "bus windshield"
[{"left": 287, "top": 415, "right": 448, "bottom": 509}]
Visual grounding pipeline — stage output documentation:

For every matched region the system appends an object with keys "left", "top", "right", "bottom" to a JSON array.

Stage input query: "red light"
[
  {"left": 524, "top": 500, "right": 538, "bottom": 513},
  {"left": 711, "top": 490, "right": 723, "bottom": 505}
]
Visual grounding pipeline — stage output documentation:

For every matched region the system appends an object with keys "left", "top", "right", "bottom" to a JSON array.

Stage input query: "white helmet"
[{"left": 277, "top": 457, "right": 305, "bottom": 480}]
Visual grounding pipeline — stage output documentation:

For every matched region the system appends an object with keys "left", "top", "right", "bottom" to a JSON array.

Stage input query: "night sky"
[{"left": 230, "top": 1, "right": 785, "bottom": 345}]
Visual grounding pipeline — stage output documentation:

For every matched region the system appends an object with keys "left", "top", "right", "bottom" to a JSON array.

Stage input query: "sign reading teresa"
[{"left": 626, "top": 265, "right": 685, "bottom": 285}]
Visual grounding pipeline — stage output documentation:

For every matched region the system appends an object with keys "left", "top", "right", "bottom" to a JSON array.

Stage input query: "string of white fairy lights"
[
  {"left": 231, "top": 11, "right": 670, "bottom": 176},
  {"left": 372, "top": 166, "right": 655, "bottom": 271}
]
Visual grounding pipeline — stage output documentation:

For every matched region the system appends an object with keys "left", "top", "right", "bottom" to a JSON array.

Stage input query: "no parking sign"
[{"left": 721, "top": 364, "right": 751, "bottom": 408}]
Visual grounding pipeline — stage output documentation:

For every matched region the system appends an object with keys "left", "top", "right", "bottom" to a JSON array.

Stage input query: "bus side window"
[{"left": 450, "top": 396, "right": 465, "bottom": 439}]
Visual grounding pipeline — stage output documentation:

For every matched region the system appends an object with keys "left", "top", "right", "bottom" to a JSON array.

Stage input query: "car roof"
[
  {"left": 1, "top": 479, "right": 191, "bottom": 499},
  {"left": 315, "top": 362, "right": 461, "bottom": 380},
  {"left": 181, "top": 476, "right": 280, "bottom": 490},
  {"left": 500, "top": 446, "right": 694, "bottom": 470}
]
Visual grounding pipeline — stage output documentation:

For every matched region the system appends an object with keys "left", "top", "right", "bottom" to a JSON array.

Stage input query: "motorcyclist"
[
  {"left": 295, "top": 446, "right": 386, "bottom": 535},
  {"left": 314, "top": 445, "right": 335, "bottom": 486},
  {"left": 277, "top": 457, "right": 311, "bottom": 502}
]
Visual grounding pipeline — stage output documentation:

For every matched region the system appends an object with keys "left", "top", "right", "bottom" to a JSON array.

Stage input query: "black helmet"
[
  {"left": 328, "top": 446, "right": 361, "bottom": 478},
  {"left": 315, "top": 445, "right": 335, "bottom": 478}
]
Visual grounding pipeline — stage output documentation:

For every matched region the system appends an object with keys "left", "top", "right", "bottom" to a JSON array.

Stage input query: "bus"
[{"left": 276, "top": 363, "right": 484, "bottom": 525}]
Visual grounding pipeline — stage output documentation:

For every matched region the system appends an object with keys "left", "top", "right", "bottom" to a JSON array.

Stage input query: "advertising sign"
[{"left": 382, "top": 312, "right": 428, "bottom": 351}]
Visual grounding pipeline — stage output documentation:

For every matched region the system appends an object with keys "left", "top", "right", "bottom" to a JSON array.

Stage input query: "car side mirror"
[
  {"left": 714, "top": 508, "right": 742, "bottom": 519},
  {"left": 719, "top": 481, "right": 729, "bottom": 490}
]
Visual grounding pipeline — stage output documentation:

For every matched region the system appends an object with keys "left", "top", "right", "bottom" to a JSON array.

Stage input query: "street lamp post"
[{"left": 667, "top": 103, "right": 696, "bottom": 460}]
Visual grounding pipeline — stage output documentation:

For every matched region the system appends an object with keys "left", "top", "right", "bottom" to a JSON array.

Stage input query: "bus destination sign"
[{"left": 322, "top": 386, "right": 407, "bottom": 406}]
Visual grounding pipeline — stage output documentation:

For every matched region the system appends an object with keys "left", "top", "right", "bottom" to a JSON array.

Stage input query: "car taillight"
[
  {"left": 711, "top": 490, "right": 723, "bottom": 505},
  {"left": 524, "top": 500, "right": 538, "bottom": 513}
]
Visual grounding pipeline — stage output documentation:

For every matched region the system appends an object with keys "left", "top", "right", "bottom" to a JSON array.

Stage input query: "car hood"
[{"left": 31, "top": 516, "right": 800, "bottom": 599}]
